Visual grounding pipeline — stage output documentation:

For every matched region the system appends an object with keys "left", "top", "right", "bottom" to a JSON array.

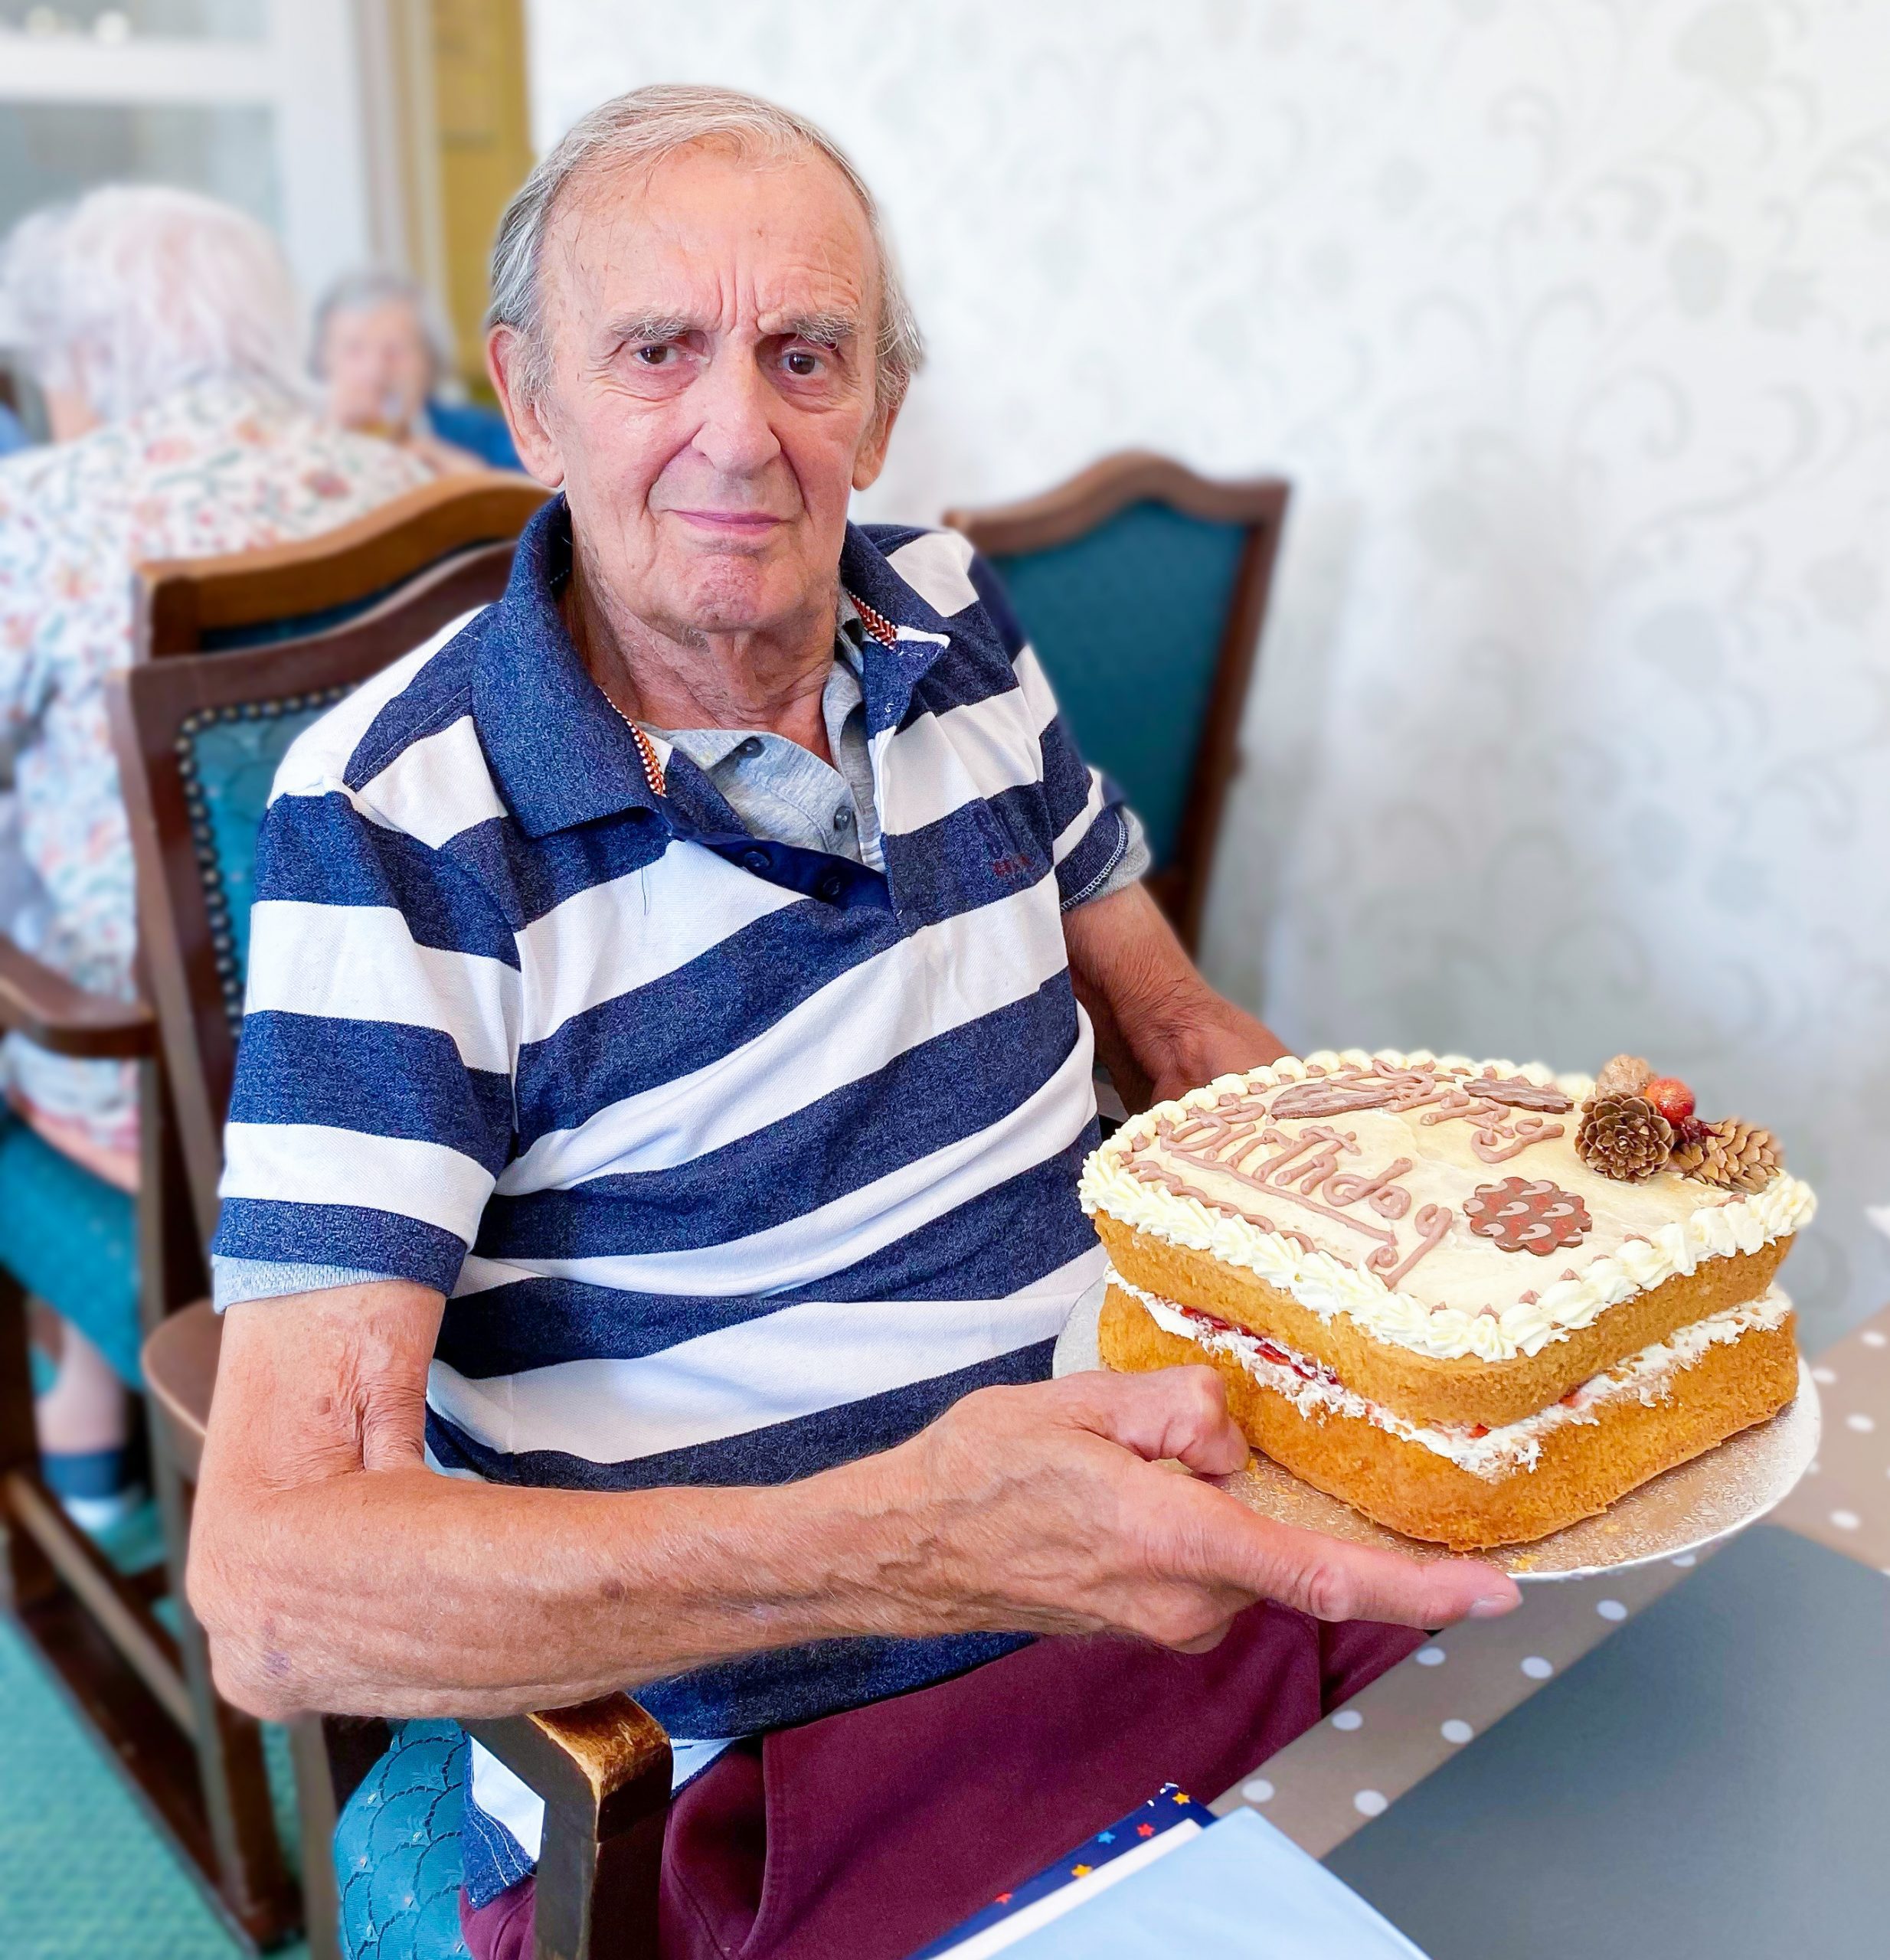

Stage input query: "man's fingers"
[
  {"left": 1241, "top": 1512, "right": 1519, "bottom": 1628},
  {"left": 1047, "top": 1366, "right": 1250, "bottom": 1477},
  {"left": 1150, "top": 1482, "right": 1520, "bottom": 1628}
]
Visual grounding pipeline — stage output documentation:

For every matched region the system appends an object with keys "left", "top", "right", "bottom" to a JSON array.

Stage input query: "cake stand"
[{"left": 1052, "top": 1279, "right": 1822, "bottom": 1582}]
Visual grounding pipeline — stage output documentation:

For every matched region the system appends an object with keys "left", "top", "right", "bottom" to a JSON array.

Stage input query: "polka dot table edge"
[
  {"left": 1772, "top": 1300, "right": 1890, "bottom": 1572},
  {"left": 1208, "top": 1557, "right": 1714, "bottom": 1854},
  {"left": 1214, "top": 1298, "right": 1890, "bottom": 1853}
]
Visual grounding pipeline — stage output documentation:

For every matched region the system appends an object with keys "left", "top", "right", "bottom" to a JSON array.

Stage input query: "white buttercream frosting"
[
  {"left": 1113, "top": 1270, "right": 1794, "bottom": 1481},
  {"left": 1080, "top": 1048, "right": 1816, "bottom": 1364}
]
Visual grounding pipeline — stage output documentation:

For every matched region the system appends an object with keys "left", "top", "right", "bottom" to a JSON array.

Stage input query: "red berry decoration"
[{"left": 1643, "top": 1076, "right": 1695, "bottom": 1125}]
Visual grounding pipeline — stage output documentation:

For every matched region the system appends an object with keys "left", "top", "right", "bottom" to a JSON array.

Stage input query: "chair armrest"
[
  {"left": 142, "top": 1298, "right": 220, "bottom": 1482},
  {"left": 0, "top": 934, "right": 155, "bottom": 1058},
  {"left": 466, "top": 1697, "right": 672, "bottom": 1960}
]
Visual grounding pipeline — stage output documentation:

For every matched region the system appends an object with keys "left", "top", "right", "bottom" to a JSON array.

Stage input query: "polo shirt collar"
[
  {"left": 838, "top": 524, "right": 956, "bottom": 734},
  {"left": 472, "top": 495, "right": 661, "bottom": 839},
  {"left": 474, "top": 499, "right": 960, "bottom": 837}
]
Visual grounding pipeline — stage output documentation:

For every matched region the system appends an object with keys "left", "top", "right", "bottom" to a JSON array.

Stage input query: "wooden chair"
[
  {"left": 111, "top": 530, "right": 672, "bottom": 1960},
  {"left": 0, "top": 475, "right": 549, "bottom": 1952},
  {"left": 136, "top": 472, "right": 548, "bottom": 660},
  {"left": 944, "top": 452, "right": 1290, "bottom": 952}
]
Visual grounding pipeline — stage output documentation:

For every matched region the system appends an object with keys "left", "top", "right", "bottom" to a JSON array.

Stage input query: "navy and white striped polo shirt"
[{"left": 213, "top": 496, "right": 1130, "bottom": 1746}]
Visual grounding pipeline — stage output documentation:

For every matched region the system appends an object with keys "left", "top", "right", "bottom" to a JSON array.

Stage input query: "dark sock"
[{"left": 40, "top": 1445, "right": 134, "bottom": 1501}]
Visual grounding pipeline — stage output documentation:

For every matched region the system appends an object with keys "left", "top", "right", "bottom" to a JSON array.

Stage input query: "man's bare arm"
[
  {"left": 1064, "top": 882, "right": 1287, "bottom": 1109},
  {"left": 191, "top": 1278, "right": 1517, "bottom": 1723}
]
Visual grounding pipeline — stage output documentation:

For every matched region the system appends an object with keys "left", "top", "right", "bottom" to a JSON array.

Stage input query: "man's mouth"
[{"left": 667, "top": 508, "right": 788, "bottom": 535}]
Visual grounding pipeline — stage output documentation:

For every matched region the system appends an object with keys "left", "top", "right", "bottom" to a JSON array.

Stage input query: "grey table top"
[{"left": 1324, "top": 1524, "right": 1890, "bottom": 1959}]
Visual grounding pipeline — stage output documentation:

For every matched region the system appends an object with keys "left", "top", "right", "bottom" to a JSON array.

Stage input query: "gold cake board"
[{"left": 1055, "top": 1279, "right": 1820, "bottom": 1581}]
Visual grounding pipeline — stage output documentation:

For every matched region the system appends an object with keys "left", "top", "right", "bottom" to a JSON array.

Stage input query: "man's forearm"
[
  {"left": 195, "top": 1456, "right": 933, "bottom": 1720},
  {"left": 190, "top": 1283, "right": 943, "bottom": 1720},
  {"left": 1064, "top": 884, "right": 1286, "bottom": 1107}
]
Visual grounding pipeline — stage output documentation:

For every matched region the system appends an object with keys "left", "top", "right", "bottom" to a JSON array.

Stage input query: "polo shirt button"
[
  {"left": 833, "top": 808, "right": 852, "bottom": 830},
  {"left": 816, "top": 871, "right": 845, "bottom": 902},
  {"left": 737, "top": 737, "right": 763, "bottom": 760},
  {"left": 741, "top": 848, "right": 770, "bottom": 873}
]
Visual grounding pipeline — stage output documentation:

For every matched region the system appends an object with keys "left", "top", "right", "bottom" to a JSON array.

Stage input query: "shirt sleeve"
[
  {"left": 966, "top": 550, "right": 1149, "bottom": 911},
  {"left": 209, "top": 774, "right": 521, "bottom": 1301}
]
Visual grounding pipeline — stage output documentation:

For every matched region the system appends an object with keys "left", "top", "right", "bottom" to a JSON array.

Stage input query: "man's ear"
[
  {"left": 851, "top": 380, "right": 907, "bottom": 493},
  {"left": 486, "top": 325, "right": 567, "bottom": 488}
]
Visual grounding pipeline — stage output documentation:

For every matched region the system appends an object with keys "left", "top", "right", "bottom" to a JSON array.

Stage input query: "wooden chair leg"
[
  {"left": 0, "top": 1267, "right": 57, "bottom": 1612},
  {"left": 150, "top": 1432, "right": 300, "bottom": 1944},
  {"left": 136, "top": 1057, "right": 299, "bottom": 1948},
  {"left": 2, "top": 1266, "right": 297, "bottom": 1949}
]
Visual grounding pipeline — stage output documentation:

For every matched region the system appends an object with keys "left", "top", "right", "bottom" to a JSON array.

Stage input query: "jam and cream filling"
[{"left": 1108, "top": 1271, "right": 1793, "bottom": 1482}]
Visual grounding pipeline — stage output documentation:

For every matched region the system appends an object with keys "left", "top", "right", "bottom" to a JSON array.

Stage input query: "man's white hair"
[
  {"left": 0, "top": 185, "right": 303, "bottom": 426},
  {"left": 488, "top": 83, "right": 924, "bottom": 419}
]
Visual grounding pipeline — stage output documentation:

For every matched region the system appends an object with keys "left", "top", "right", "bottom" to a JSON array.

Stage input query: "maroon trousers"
[{"left": 461, "top": 1605, "right": 1421, "bottom": 1960}]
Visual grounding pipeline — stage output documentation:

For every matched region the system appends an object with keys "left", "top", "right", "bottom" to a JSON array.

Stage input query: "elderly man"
[{"left": 193, "top": 86, "right": 1516, "bottom": 1960}]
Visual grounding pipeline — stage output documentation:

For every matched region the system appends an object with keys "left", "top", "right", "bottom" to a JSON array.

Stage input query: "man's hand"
[
  {"left": 825, "top": 1368, "right": 1519, "bottom": 1648},
  {"left": 1063, "top": 884, "right": 1287, "bottom": 1112}
]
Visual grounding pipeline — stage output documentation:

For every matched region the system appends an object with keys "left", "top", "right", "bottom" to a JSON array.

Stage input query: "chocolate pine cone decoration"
[
  {"left": 1576, "top": 1092, "right": 1673, "bottom": 1182},
  {"left": 1593, "top": 1053, "right": 1654, "bottom": 1099},
  {"left": 1671, "top": 1118, "right": 1781, "bottom": 1193}
]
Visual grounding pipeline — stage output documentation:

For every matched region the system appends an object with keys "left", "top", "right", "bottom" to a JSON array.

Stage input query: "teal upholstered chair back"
[
  {"left": 115, "top": 528, "right": 531, "bottom": 1258},
  {"left": 2, "top": 493, "right": 538, "bottom": 1392},
  {"left": 0, "top": 686, "right": 316, "bottom": 1370},
  {"left": 947, "top": 455, "right": 1289, "bottom": 950},
  {"left": 178, "top": 688, "right": 355, "bottom": 1029},
  {"left": 985, "top": 502, "right": 1244, "bottom": 871}
]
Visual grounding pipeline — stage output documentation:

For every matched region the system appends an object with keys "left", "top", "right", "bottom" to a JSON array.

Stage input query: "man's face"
[
  {"left": 323, "top": 299, "right": 434, "bottom": 436},
  {"left": 495, "top": 142, "right": 897, "bottom": 642}
]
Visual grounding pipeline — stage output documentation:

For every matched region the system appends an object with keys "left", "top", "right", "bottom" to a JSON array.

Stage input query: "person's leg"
[
  {"left": 737, "top": 1604, "right": 1401, "bottom": 1960},
  {"left": 458, "top": 1878, "right": 535, "bottom": 1960},
  {"left": 458, "top": 1609, "right": 1424, "bottom": 1960},
  {"left": 31, "top": 1307, "right": 136, "bottom": 1525},
  {"left": 1319, "top": 1606, "right": 1428, "bottom": 1710}
]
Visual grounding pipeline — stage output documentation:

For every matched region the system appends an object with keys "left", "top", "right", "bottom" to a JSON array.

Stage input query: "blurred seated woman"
[
  {"left": 0, "top": 187, "right": 431, "bottom": 1524},
  {"left": 312, "top": 268, "right": 521, "bottom": 473}
]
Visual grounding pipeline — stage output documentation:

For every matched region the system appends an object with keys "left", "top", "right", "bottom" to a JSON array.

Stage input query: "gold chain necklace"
[
  {"left": 597, "top": 588, "right": 895, "bottom": 802},
  {"left": 603, "top": 691, "right": 668, "bottom": 799}
]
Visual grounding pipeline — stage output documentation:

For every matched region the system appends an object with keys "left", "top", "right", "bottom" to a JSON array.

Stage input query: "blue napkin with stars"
[{"left": 914, "top": 1784, "right": 1431, "bottom": 1958}]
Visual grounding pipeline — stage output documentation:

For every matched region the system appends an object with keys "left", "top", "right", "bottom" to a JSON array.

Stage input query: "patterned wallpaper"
[{"left": 527, "top": 0, "right": 1890, "bottom": 1343}]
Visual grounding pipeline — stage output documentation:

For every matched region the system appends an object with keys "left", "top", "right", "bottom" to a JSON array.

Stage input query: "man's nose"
[{"left": 690, "top": 351, "right": 783, "bottom": 479}]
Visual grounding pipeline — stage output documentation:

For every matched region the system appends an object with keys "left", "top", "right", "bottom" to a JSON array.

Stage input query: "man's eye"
[
  {"left": 783, "top": 349, "right": 822, "bottom": 377},
  {"left": 633, "top": 345, "right": 675, "bottom": 366}
]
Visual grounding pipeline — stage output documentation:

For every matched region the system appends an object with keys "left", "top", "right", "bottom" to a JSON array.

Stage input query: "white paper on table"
[{"left": 966, "top": 1807, "right": 1434, "bottom": 1960}]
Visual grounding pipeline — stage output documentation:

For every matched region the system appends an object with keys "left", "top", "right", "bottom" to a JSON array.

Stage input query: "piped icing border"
[
  {"left": 1079, "top": 1049, "right": 1816, "bottom": 1364},
  {"left": 1110, "top": 1269, "right": 1795, "bottom": 1481}
]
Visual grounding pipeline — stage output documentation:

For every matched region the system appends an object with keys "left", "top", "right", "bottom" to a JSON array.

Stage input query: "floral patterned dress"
[{"left": 0, "top": 380, "right": 433, "bottom": 1153}]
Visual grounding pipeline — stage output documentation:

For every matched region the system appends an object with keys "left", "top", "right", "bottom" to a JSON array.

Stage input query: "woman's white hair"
[
  {"left": 0, "top": 185, "right": 303, "bottom": 426},
  {"left": 488, "top": 83, "right": 923, "bottom": 418}
]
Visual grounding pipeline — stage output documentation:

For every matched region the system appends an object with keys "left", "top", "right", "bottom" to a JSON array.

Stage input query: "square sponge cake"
[{"left": 1080, "top": 1049, "right": 1814, "bottom": 1550}]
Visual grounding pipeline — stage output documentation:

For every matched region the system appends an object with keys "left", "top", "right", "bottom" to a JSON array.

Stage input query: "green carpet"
[{"left": 1, "top": 1589, "right": 308, "bottom": 1960}]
